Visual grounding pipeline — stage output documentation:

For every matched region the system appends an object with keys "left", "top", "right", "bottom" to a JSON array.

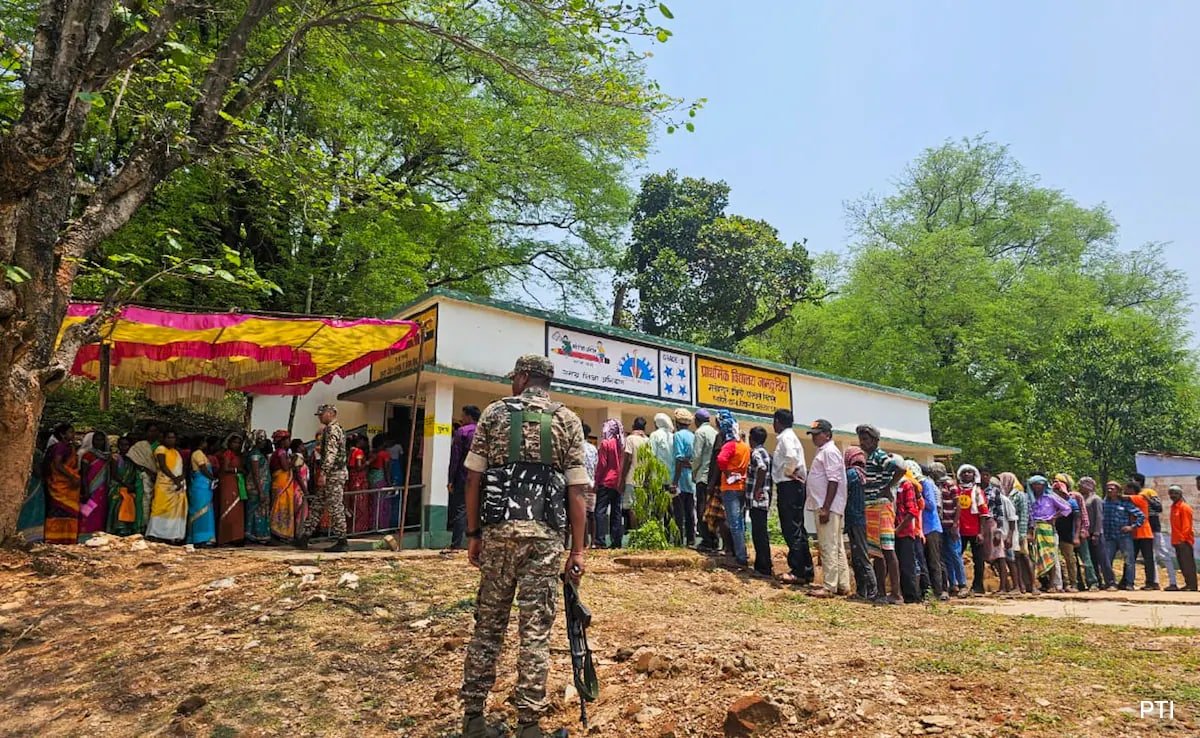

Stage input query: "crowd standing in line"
[
  {"left": 573, "top": 407, "right": 1199, "bottom": 598},
  {"left": 19, "top": 403, "right": 1199, "bottom": 594},
  {"left": 19, "top": 404, "right": 419, "bottom": 554}
]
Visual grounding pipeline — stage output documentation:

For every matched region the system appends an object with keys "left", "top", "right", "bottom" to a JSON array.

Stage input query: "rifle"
[{"left": 562, "top": 572, "right": 598, "bottom": 729}]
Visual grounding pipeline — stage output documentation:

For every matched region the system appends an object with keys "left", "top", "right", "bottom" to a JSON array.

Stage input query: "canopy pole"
[
  {"left": 398, "top": 327, "right": 427, "bottom": 550},
  {"left": 98, "top": 343, "right": 111, "bottom": 411},
  {"left": 285, "top": 274, "right": 316, "bottom": 435}
]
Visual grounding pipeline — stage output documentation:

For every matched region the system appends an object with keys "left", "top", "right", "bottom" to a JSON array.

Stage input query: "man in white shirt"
[
  {"left": 772, "top": 409, "right": 814, "bottom": 584},
  {"left": 804, "top": 419, "right": 849, "bottom": 597}
]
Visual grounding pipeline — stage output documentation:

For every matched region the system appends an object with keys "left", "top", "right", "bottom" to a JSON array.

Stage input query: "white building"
[{"left": 252, "top": 289, "right": 959, "bottom": 547}]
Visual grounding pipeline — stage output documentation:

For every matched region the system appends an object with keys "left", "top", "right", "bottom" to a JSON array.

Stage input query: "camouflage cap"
[
  {"left": 314, "top": 403, "right": 338, "bottom": 415},
  {"left": 506, "top": 354, "right": 555, "bottom": 379}
]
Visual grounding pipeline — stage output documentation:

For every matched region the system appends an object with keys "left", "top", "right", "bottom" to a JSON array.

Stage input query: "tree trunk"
[{"left": 0, "top": 161, "right": 78, "bottom": 541}]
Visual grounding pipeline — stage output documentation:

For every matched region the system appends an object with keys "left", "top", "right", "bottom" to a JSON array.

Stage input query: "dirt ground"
[{"left": 0, "top": 539, "right": 1197, "bottom": 738}]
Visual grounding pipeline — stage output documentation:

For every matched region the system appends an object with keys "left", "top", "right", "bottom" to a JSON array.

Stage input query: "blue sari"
[
  {"left": 187, "top": 450, "right": 217, "bottom": 545},
  {"left": 18, "top": 449, "right": 46, "bottom": 543}
]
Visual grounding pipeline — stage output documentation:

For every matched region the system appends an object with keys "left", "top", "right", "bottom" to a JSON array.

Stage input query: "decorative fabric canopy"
[{"left": 60, "top": 303, "right": 421, "bottom": 404}]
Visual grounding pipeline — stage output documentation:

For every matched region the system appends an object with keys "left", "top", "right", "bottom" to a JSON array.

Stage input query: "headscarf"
[
  {"left": 844, "top": 445, "right": 866, "bottom": 477},
  {"left": 1027, "top": 474, "right": 1049, "bottom": 495},
  {"left": 272, "top": 429, "right": 290, "bottom": 443},
  {"left": 653, "top": 412, "right": 673, "bottom": 433},
  {"left": 78, "top": 431, "right": 108, "bottom": 460},
  {"left": 956, "top": 464, "right": 983, "bottom": 513},
  {"left": 928, "top": 461, "right": 947, "bottom": 482},
  {"left": 694, "top": 409, "right": 711, "bottom": 424},
  {"left": 224, "top": 432, "right": 244, "bottom": 452},
  {"left": 997, "top": 472, "right": 1020, "bottom": 496},
  {"left": 1079, "top": 477, "right": 1097, "bottom": 495},
  {"left": 1053, "top": 473, "right": 1074, "bottom": 491},
  {"left": 904, "top": 459, "right": 924, "bottom": 482},
  {"left": 601, "top": 418, "right": 624, "bottom": 447},
  {"left": 673, "top": 408, "right": 694, "bottom": 426},
  {"left": 716, "top": 409, "right": 739, "bottom": 443}
]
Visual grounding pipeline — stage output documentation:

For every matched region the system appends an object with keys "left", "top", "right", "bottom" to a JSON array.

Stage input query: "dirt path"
[{"left": 0, "top": 541, "right": 1197, "bottom": 737}]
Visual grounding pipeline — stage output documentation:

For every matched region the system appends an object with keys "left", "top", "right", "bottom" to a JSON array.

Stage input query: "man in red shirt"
[
  {"left": 1169, "top": 485, "right": 1197, "bottom": 591},
  {"left": 954, "top": 465, "right": 989, "bottom": 595}
]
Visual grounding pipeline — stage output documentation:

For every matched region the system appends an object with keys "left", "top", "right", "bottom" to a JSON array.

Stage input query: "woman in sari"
[
  {"left": 368, "top": 433, "right": 392, "bottom": 530},
  {"left": 44, "top": 423, "right": 80, "bottom": 545},
  {"left": 186, "top": 437, "right": 217, "bottom": 546},
  {"left": 18, "top": 432, "right": 49, "bottom": 543},
  {"left": 347, "top": 434, "right": 371, "bottom": 532},
  {"left": 268, "top": 430, "right": 303, "bottom": 541},
  {"left": 243, "top": 432, "right": 273, "bottom": 544},
  {"left": 77, "top": 431, "right": 111, "bottom": 541},
  {"left": 215, "top": 433, "right": 247, "bottom": 546},
  {"left": 146, "top": 431, "right": 187, "bottom": 543},
  {"left": 108, "top": 436, "right": 143, "bottom": 536}
]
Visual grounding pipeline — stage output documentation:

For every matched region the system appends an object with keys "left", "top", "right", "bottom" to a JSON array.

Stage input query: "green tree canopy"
[
  {"left": 751, "top": 136, "right": 1198, "bottom": 478},
  {"left": 623, "top": 170, "right": 819, "bottom": 350}
]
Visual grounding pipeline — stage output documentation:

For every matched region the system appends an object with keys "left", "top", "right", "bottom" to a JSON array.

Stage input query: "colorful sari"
[
  {"left": 78, "top": 446, "right": 110, "bottom": 540},
  {"left": 347, "top": 446, "right": 372, "bottom": 532},
  {"left": 44, "top": 441, "right": 80, "bottom": 545},
  {"left": 269, "top": 448, "right": 303, "bottom": 541},
  {"left": 18, "top": 448, "right": 46, "bottom": 543},
  {"left": 216, "top": 448, "right": 246, "bottom": 545},
  {"left": 145, "top": 446, "right": 186, "bottom": 542},
  {"left": 368, "top": 448, "right": 392, "bottom": 527},
  {"left": 1034, "top": 521, "right": 1058, "bottom": 577},
  {"left": 244, "top": 447, "right": 272, "bottom": 542},
  {"left": 126, "top": 440, "right": 158, "bottom": 525},
  {"left": 108, "top": 454, "right": 143, "bottom": 536},
  {"left": 186, "top": 450, "right": 216, "bottom": 545}
]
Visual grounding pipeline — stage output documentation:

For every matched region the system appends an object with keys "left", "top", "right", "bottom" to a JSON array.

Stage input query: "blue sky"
[{"left": 637, "top": 0, "right": 1200, "bottom": 338}]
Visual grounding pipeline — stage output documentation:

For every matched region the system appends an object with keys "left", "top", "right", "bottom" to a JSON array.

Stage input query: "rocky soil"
[{"left": 0, "top": 538, "right": 1196, "bottom": 737}]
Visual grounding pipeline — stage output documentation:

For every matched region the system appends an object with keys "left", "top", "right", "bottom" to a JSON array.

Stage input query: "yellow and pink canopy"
[{"left": 60, "top": 303, "right": 420, "bottom": 404}]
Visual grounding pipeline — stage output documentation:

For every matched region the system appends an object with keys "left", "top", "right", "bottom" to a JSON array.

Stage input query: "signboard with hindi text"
[
  {"left": 696, "top": 357, "right": 791, "bottom": 416},
  {"left": 545, "top": 324, "right": 693, "bottom": 403},
  {"left": 370, "top": 305, "right": 438, "bottom": 383}
]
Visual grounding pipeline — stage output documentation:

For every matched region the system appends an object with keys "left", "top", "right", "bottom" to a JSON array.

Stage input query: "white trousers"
[{"left": 816, "top": 512, "right": 850, "bottom": 593}]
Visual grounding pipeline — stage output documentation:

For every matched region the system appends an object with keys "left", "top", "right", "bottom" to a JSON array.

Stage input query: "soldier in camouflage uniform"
[
  {"left": 298, "top": 403, "right": 349, "bottom": 552},
  {"left": 461, "top": 355, "right": 589, "bottom": 738}
]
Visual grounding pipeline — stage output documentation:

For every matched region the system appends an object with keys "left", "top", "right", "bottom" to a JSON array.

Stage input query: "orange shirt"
[
  {"left": 716, "top": 440, "right": 750, "bottom": 493},
  {"left": 1128, "top": 494, "right": 1153, "bottom": 539},
  {"left": 1171, "top": 499, "right": 1195, "bottom": 547}
]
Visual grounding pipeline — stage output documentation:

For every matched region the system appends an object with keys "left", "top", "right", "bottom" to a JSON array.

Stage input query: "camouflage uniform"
[
  {"left": 304, "top": 416, "right": 347, "bottom": 538},
  {"left": 460, "top": 357, "right": 588, "bottom": 725}
]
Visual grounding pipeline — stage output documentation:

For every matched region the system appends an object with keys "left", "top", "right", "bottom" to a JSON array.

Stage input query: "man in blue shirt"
[
  {"left": 1102, "top": 481, "right": 1146, "bottom": 590},
  {"left": 916, "top": 463, "right": 947, "bottom": 601},
  {"left": 671, "top": 408, "right": 696, "bottom": 547}
]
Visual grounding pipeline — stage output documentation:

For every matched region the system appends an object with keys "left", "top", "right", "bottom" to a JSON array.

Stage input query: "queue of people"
[
  {"left": 577, "top": 408, "right": 1199, "bottom": 600},
  {"left": 19, "top": 410, "right": 410, "bottom": 550}
]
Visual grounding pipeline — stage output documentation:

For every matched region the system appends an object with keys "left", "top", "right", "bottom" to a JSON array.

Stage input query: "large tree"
[
  {"left": 0, "top": 0, "right": 686, "bottom": 537},
  {"left": 623, "top": 170, "right": 819, "bottom": 350},
  {"left": 754, "top": 137, "right": 1197, "bottom": 473}
]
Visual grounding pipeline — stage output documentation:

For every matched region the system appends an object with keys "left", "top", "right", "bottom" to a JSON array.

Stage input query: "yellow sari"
[{"left": 145, "top": 446, "right": 187, "bottom": 542}]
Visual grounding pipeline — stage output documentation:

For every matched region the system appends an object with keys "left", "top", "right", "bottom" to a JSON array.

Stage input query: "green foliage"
[
  {"left": 41, "top": 379, "right": 245, "bottom": 438},
  {"left": 749, "top": 136, "right": 1198, "bottom": 475},
  {"left": 630, "top": 442, "right": 679, "bottom": 545},
  {"left": 626, "top": 518, "right": 671, "bottom": 550},
  {"left": 57, "top": 0, "right": 690, "bottom": 316},
  {"left": 624, "top": 170, "right": 818, "bottom": 349}
]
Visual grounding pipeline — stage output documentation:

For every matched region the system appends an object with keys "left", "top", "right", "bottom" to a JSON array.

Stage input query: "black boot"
[
  {"left": 325, "top": 538, "right": 349, "bottom": 553},
  {"left": 515, "top": 722, "right": 567, "bottom": 738},
  {"left": 462, "top": 713, "right": 504, "bottom": 738}
]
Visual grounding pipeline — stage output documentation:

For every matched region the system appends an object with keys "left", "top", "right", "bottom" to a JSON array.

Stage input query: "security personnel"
[
  {"left": 460, "top": 355, "right": 589, "bottom": 738},
  {"left": 299, "top": 403, "right": 349, "bottom": 552}
]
